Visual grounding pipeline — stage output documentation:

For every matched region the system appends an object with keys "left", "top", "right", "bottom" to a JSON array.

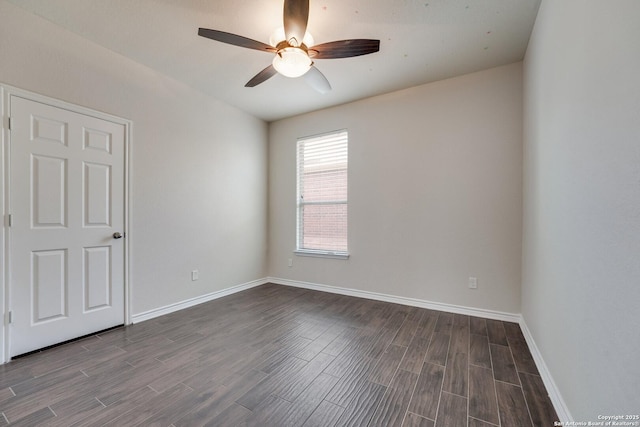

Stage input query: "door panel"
[
  {"left": 83, "top": 162, "right": 111, "bottom": 227},
  {"left": 32, "top": 155, "right": 67, "bottom": 228},
  {"left": 32, "top": 249, "right": 67, "bottom": 323},
  {"left": 31, "top": 114, "right": 68, "bottom": 146},
  {"left": 84, "top": 127, "right": 112, "bottom": 153},
  {"left": 83, "top": 246, "right": 112, "bottom": 311},
  {"left": 10, "top": 96, "right": 125, "bottom": 357}
]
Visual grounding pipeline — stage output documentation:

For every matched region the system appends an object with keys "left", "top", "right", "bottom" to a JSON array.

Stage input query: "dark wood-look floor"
[{"left": 0, "top": 283, "right": 558, "bottom": 426}]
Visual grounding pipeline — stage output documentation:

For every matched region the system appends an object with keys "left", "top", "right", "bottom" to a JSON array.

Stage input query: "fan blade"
[
  {"left": 245, "top": 65, "right": 278, "bottom": 87},
  {"left": 283, "top": 0, "right": 309, "bottom": 46},
  {"left": 198, "top": 28, "right": 275, "bottom": 52},
  {"left": 310, "top": 39, "right": 380, "bottom": 59},
  {"left": 304, "top": 66, "right": 331, "bottom": 94}
]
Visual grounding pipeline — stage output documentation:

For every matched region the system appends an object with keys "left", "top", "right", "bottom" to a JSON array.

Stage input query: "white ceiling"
[{"left": 8, "top": 0, "right": 540, "bottom": 122}]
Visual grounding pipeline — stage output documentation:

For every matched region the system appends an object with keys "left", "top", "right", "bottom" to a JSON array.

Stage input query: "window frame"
[{"left": 295, "top": 129, "right": 349, "bottom": 259}]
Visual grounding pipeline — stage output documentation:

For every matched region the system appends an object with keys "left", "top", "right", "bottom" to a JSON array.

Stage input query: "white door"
[{"left": 9, "top": 95, "right": 126, "bottom": 357}]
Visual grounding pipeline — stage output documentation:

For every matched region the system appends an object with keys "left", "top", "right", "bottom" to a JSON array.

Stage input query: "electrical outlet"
[
  {"left": 191, "top": 270, "right": 199, "bottom": 281},
  {"left": 288, "top": 258, "right": 293, "bottom": 267},
  {"left": 468, "top": 277, "right": 478, "bottom": 289}
]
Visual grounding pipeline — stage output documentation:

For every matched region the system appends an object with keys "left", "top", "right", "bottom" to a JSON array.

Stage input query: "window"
[{"left": 296, "top": 130, "right": 349, "bottom": 258}]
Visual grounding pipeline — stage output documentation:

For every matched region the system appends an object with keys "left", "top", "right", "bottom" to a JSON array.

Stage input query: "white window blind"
[{"left": 297, "top": 130, "right": 348, "bottom": 256}]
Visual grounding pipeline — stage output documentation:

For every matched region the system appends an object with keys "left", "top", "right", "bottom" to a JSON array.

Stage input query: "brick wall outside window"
[{"left": 299, "top": 168, "right": 347, "bottom": 252}]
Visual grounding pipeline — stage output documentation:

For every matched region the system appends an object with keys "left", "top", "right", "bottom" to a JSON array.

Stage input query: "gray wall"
[
  {"left": 269, "top": 63, "right": 524, "bottom": 315},
  {"left": 522, "top": 0, "right": 640, "bottom": 419}
]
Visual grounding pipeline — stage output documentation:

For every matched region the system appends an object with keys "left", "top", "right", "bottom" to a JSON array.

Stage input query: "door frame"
[{"left": 0, "top": 83, "right": 132, "bottom": 363}]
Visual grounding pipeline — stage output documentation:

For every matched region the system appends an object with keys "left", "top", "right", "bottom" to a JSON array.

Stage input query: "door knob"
[{"left": 113, "top": 232, "right": 123, "bottom": 239}]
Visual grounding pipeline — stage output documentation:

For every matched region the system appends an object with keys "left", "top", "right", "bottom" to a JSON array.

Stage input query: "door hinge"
[
  {"left": 6, "top": 116, "right": 10, "bottom": 130},
  {"left": 7, "top": 311, "right": 12, "bottom": 324},
  {"left": 6, "top": 214, "right": 12, "bottom": 227}
]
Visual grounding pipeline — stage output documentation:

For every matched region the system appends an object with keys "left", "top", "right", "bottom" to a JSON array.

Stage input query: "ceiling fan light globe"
[{"left": 272, "top": 47, "right": 312, "bottom": 78}]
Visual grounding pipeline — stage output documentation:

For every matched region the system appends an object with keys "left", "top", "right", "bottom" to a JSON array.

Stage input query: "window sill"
[{"left": 294, "top": 250, "right": 350, "bottom": 260}]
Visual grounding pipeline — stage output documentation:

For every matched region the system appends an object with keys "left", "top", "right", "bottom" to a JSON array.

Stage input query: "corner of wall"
[{"left": 519, "top": 315, "right": 573, "bottom": 422}]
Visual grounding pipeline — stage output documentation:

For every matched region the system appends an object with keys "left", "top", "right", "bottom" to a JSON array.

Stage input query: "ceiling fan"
[{"left": 198, "top": 0, "right": 380, "bottom": 93}]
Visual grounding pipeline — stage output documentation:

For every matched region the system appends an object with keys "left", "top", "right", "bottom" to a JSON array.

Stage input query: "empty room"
[{"left": 0, "top": 0, "right": 638, "bottom": 425}]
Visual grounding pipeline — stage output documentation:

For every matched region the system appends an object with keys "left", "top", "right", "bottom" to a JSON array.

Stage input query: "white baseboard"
[
  {"left": 519, "top": 318, "right": 573, "bottom": 423},
  {"left": 131, "top": 278, "right": 268, "bottom": 324},
  {"left": 266, "top": 277, "right": 521, "bottom": 323}
]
